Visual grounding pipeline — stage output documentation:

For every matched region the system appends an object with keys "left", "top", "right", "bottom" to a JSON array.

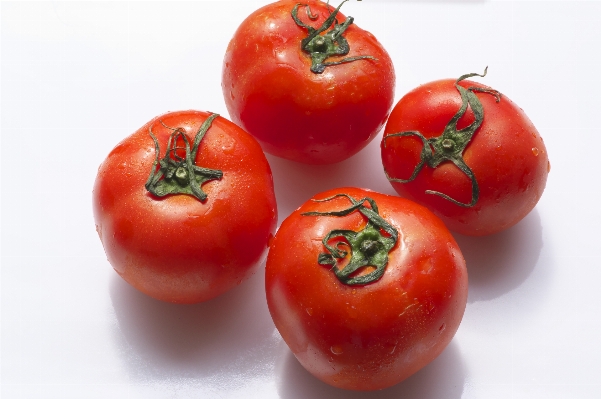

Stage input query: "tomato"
[
  {"left": 381, "top": 69, "right": 549, "bottom": 236},
  {"left": 93, "top": 111, "right": 277, "bottom": 304},
  {"left": 222, "top": 0, "right": 395, "bottom": 164},
  {"left": 266, "top": 187, "right": 467, "bottom": 391}
]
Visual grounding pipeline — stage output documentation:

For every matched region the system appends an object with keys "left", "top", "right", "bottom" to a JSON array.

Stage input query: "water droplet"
[
  {"left": 439, "top": 323, "right": 446, "bottom": 332},
  {"left": 547, "top": 161, "right": 551, "bottom": 173},
  {"left": 532, "top": 147, "right": 539, "bottom": 156},
  {"left": 426, "top": 303, "right": 435, "bottom": 314},
  {"left": 306, "top": 308, "right": 313, "bottom": 316},
  {"left": 330, "top": 345, "right": 343, "bottom": 355}
]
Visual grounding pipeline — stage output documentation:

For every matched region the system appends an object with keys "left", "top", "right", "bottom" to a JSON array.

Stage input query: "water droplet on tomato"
[
  {"left": 439, "top": 323, "right": 446, "bottom": 332},
  {"left": 532, "top": 147, "right": 539, "bottom": 156},
  {"left": 547, "top": 161, "right": 551, "bottom": 173},
  {"left": 306, "top": 308, "right": 313, "bottom": 316},
  {"left": 330, "top": 345, "right": 343, "bottom": 355},
  {"left": 426, "top": 303, "right": 435, "bottom": 314}
]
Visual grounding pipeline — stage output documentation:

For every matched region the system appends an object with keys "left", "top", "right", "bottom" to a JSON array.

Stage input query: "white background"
[{"left": 2, "top": 1, "right": 600, "bottom": 398}]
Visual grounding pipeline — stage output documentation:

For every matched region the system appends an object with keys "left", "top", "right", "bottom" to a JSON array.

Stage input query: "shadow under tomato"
[
  {"left": 109, "top": 263, "right": 278, "bottom": 385},
  {"left": 266, "top": 137, "right": 396, "bottom": 225},
  {"left": 276, "top": 340, "right": 466, "bottom": 399},
  {"left": 452, "top": 208, "right": 544, "bottom": 303}
]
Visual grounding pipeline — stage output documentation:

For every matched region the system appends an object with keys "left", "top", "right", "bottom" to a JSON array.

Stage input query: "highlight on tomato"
[
  {"left": 222, "top": 0, "right": 395, "bottom": 164},
  {"left": 266, "top": 187, "right": 468, "bottom": 391},
  {"left": 93, "top": 111, "right": 277, "bottom": 304},
  {"left": 381, "top": 68, "right": 549, "bottom": 236}
]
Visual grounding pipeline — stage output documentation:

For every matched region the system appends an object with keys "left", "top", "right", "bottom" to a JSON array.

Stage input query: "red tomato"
[
  {"left": 222, "top": 0, "right": 395, "bottom": 164},
  {"left": 93, "top": 111, "right": 277, "bottom": 304},
  {"left": 266, "top": 187, "right": 467, "bottom": 391},
  {"left": 381, "top": 70, "right": 549, "bottom": 236}
]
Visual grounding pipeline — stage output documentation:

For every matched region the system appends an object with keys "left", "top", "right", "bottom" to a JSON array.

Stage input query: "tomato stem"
[
  {"left": 145, "top": 113, "right": 223, "bottom": 201},
  {"left": 383, "top": 67, "right": 501, "bottom": 207},
  {"left": 292, "top": 1, "right": 376, "bottom": 74},
  {"left": 302, "top": 194, "right": 398, "bottom": 286}
]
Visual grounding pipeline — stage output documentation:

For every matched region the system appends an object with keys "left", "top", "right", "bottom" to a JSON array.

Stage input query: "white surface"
[{"left": 2, "top": 1, "right": 600, "bottom": 398}]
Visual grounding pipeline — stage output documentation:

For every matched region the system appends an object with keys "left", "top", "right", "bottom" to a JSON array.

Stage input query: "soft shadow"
[
  {"left": 452, "top": 209, "right": 543, "bottom": 303},
  {"left": 109, "top": 264, "right": 277, "bottom": 382},
  {"left": 277, "top": 340, "right": 465, "bottom": 399},
  {"left": 266, "top": 137, "right": 396, "bottom": 224}
]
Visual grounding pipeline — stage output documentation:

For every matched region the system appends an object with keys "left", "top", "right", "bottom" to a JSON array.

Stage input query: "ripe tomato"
[
  {"left": 93, "top": 111, "right": 277, "bottom": 304},
  {"left": 381, "top": 69, "right": 549, "bottom": 236},
  {"left": 266, "top": 187, "right": 467, "bottom": 391},
  {"left": 222, "top": 0, "right": 395, "bottom": 164}
]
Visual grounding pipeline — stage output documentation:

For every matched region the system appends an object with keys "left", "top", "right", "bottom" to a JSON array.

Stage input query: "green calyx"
[
  {"left": 302, "top": 194, "right": 398, "bottom": 286},
  {"left": 292, "top": 1, "right": 376, "bottom": 74},
  {"left": 145, "top": 113, "right": 222, "bottom": 201},
  {"left": 383, "top": 67, "right": 502, "bottom": 207}
]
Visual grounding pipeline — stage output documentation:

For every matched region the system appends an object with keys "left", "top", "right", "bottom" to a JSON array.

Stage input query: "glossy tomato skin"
[
  {"left": 266, "top": 187, "right": 467, "bottom": 391},
  {"left": 381, "top": 79, "right": 549, "bottom": 236},
  {"left": 222, "top": 0, "right": 395, "bottom": 164},
  {"left": 93, "top": 111, "right": 277, "bottom": 304}
]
